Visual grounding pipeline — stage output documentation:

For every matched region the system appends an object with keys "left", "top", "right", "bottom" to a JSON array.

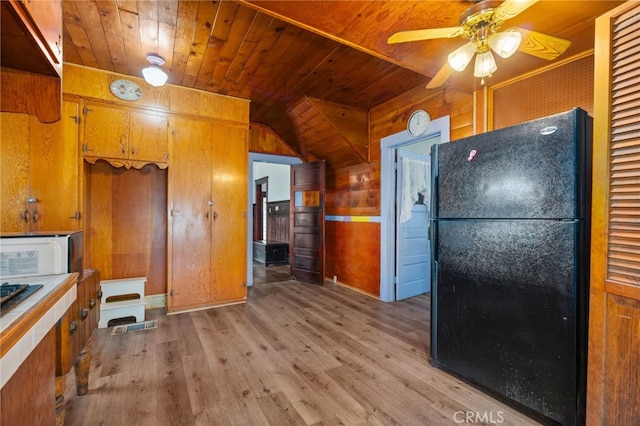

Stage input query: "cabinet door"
[
  {"left": 210, "top": 124, "right": 247, "bottom": 302},
  {"left": 0, "top": 112, "right": 30, "bottom": 232},
  {"left": 19, "top": 0, "right": 63, "bottom": 74},
  {"left": 588, "top": 3, "right": 640, "bottom": 424},
  {"left": 129, "top": 111, "right": 169, "bottom": 162},
  {"left": 83, "top": 104, "right": 128, "bottom": 159},
  {"left": 29, "top": 101, "right": 81, "bottom": 231},
  {"left": 168, "top": 117, "right": 213, "bottom": 311}
]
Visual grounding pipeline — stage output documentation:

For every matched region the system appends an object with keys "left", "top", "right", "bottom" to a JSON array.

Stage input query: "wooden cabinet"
[
  {"left": 30, "top": 101, "right": 83, "bottom": 231},
  {"left": 83, "top": 104, "right": 169, "bottom": 168},
  {"left": 19, "top": 0, "right": 63, "bottom": 70},
  {"left": 0, "top": 101, "right": 82, "bottom": 232},
  {"left": 55, "top": 269, "right": 100, "bottom": 424},
  {"left": 0, "top": 0, "right": 62, "bottom": 76},
  {"left": 168, "top": 116, "right": 248, "bottom": 312},
  {"left": 587, "top": 2, "right": 640, "bottom": 424},
  {"left": 57, "top": 269, "right": 101, "bottom": 375},
  {"left": 2, "top": 328, "right": 56, "bottom": 426},
  {"left": 1, "top": 274, "right": 77, "bottom": 426},
  {"left": 0, "top": 0, "right": 62, "bottom": 122}
]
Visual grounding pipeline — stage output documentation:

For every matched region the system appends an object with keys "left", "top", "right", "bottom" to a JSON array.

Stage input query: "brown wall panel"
[
  {"left": 601, "top": 293, "right": 640, "bottom": 423},
  {"left": 267, "top": 200, "right": 289, "bottom": 243},
  {"left": 88, "top": 162, "right": 167, "bottom": 295},
  {"left": 491, "top": 55, "right": 594, "bottom": 130},
  {"left": 249, "top": 122, "right": 300, "bottom": 157},
  {"left": 325, "top": 221, "right": 380, "bottom": 297},
  {"left": 326, "top": 162, "right": 380, "bottom": 217}
]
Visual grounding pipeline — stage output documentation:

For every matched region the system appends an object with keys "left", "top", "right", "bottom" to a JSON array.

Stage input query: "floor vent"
[{"left": 111, "top": 320, "right": 157, "bottom": 335}]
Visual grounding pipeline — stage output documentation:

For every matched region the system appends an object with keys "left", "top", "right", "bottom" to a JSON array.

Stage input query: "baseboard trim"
[{"left": 145, "top": 293, "right": 167, "bottom": 310}]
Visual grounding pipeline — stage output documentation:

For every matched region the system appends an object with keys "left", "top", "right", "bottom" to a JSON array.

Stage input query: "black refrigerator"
[{"left": 430, "top": 108, "right": 592, "bottom": 425}]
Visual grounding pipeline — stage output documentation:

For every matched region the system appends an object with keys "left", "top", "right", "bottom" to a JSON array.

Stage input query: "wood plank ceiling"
[{"left": 62, "top": 0, "right": 623, "bottom": 170}]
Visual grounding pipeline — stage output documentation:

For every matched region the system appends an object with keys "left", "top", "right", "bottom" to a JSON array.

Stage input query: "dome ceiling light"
[{"left": 142, "top": 54, "right": 168, "bottom": 87}]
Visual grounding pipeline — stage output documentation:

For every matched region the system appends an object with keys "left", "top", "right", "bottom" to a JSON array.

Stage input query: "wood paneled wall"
[
  {"left": 326, "top": 162, "right": 380, "bottom": 217},
  {"left": 322, "top": 85, "right": 474, "bottom": 296},
  {"left": 370, "top": 85, "right": 474, "bottom": 163},
  {"left": 325, "top": 221, "right": 380, "bottom": 297},
  {"left": 267, "top": 200, "right": 289, "bottom": 243},
  {"left": 249, "top": 122, "right": 300, "bottom": 157}
]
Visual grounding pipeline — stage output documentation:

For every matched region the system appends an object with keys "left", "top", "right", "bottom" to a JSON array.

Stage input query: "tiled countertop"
[{"left": 0, "top": 273, "right": 78, "bottom": 388}]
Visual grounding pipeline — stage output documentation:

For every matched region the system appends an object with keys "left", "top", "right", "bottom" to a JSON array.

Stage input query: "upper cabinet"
[
  {"left": 0, "top": 0, "right": 62, "bottom": 122},
  {"left": 0, "top": 101, "right": 83, "bottom": 233},
  {"left": 0, "top": 0, "right": 62, "bottom": 77},
  {"left": 83, "top": 104, "right": 169, "bottom": 169}
]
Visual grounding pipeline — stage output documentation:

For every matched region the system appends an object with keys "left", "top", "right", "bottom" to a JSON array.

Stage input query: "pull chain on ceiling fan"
[{"left": 387, "top": 0, "right": 571, "bottom": 88}]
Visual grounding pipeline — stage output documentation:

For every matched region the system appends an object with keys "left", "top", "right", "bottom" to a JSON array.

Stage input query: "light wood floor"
[{"left": 63, "top": 265, "right": 541, "bottom": 425}]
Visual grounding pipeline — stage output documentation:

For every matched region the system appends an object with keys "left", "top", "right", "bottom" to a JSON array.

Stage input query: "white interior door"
[{"left": 395, "top": 150, "right": 431, "bottom": 300}]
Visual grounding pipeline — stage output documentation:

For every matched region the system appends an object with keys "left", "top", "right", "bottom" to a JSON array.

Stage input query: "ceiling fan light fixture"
[
  {"left": 489, "top": 30, "right": 522, "bottom": 58},
  {"left": 447, "top": 42, "right": 476, "bottom": 72},
  {"left": 142, "top": 55, "right": 168, "bottom": 87},
  {"left": 474, "top": 51, "right": 497, "bottom": 78}
]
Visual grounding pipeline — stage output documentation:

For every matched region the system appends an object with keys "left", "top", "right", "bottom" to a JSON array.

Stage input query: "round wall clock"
[
  {"left": 407, "top": 109, "right": 431, "bottom": 136},
  {"left": 109, "top": 79, "right": 143, "bottom": 101}
]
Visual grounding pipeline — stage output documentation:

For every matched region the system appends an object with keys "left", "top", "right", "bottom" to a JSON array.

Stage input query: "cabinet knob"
[
  {"left": 89, "top": 299, "right": 96, "bottom": 309},
  {"left": 97, "top": 290, "right": 103, "bottom": 299},
  {"left": 22, "top": 210, "right": 29, "bottom": 223},
  {"left": 81, "top": 308, "right": 88, "bottom": 320},
  {"left": 207, "top": 200, "right": 214, "bottom": 206},
  {"left": 32, "top": 210, "right": 39, "bottom": 222},
  {"left": 69, "top": 321, "right": 78, "bottom": 334}
]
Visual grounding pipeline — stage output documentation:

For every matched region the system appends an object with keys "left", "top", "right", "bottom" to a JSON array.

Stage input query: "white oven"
[{"left": 0, "top": 231, "right": 83, "bottom": 280}]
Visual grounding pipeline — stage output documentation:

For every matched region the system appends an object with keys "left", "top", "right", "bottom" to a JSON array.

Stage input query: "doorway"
[
  {"left": 395, "top": 148, "right": 431, "bottom": 300},
  {"left": 379, "top": 116, "right": 450, "bottom": 302},
  {"left": 254, "top": 177, "right": 268, "bottom": 242},
  {"left": 247, "top": 153, "right": 302, "bottom": 286}
]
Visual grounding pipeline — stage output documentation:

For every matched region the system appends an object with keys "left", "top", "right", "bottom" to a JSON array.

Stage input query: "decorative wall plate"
[{"left": 109, "top": 79, "right": 143, "bottom": 101}]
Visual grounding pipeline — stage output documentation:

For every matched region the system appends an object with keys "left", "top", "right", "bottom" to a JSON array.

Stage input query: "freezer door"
[
  {"left": 433, "top": 108, "right": 590, "bottom": 219},
  {"left": 431, "top": 219, "right": 587, "bottom": 425}
]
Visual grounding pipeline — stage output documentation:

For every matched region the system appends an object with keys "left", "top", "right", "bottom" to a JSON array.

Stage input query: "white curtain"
[{"left": 399, "top": 157, "right": 431, "bottom": 223}]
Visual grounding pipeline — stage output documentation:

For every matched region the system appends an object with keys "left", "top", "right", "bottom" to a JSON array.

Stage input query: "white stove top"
[{"left": 0, "top": 274, "right": 72, "bottom": 333}]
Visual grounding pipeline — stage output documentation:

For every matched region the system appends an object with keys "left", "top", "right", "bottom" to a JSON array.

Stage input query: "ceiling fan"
[{"left": 387, "top": 0, "right": 571, "bottom": 88}]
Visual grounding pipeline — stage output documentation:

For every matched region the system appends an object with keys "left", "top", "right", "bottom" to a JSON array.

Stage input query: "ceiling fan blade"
[
  {"left": 387, "top": 27, "right": 462, "bottom": 44},
  {"left": 426, "top": 63, "right": 454, "bottom": 89},
  {"left": 515, "top": 28, "right": 571, "bottom": 60},
  {"left": 493, "top": 0, "right": 539, "bottom": 21}
]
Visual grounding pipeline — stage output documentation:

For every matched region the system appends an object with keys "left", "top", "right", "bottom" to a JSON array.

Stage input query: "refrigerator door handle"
[{"left": 431, "top": 259, "right": 439, "bottom": 357}]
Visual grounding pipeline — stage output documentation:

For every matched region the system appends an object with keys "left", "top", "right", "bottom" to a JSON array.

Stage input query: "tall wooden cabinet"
[
  {"left": 0, "top": 101, "right": 82, "bottom": 232},
  {"left": 168, "top": 116, "right": 248, "bottom": 312},
  {"left": 587, "top": 1, "right": 640, "bottom": 424}
]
